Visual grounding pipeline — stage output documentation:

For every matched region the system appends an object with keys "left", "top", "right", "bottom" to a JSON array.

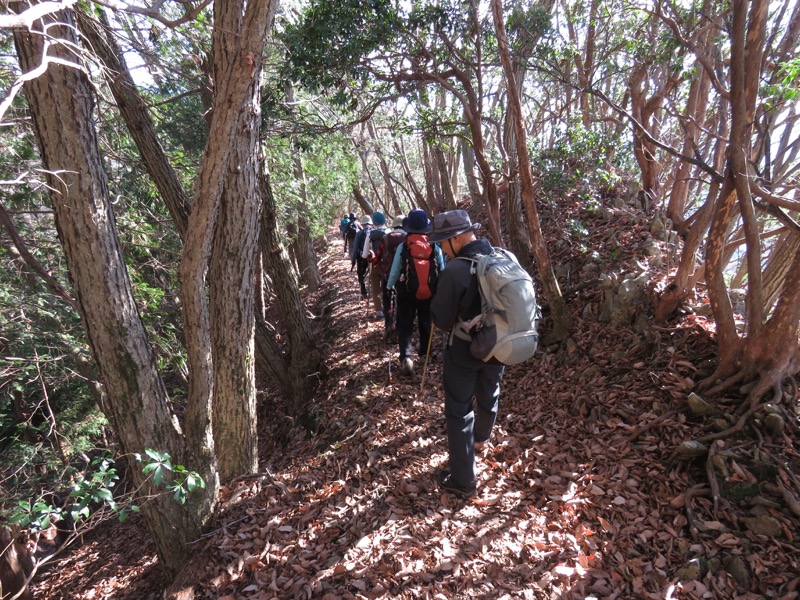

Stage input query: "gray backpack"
[{"left": 458, "top": 248, "right": 540, "bottom": 365}]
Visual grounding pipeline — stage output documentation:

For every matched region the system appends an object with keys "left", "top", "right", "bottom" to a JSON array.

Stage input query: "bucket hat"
[
  {"left": 392, "top": 214, "right": 405, "bottom": 228},
  {"left": 360, "top": 214, "right": 373, "bottom": 225},
  {"left": 403, "top": 209, "right": 431, "bottom": 234},
  {"left": 427, "top": 209, "right": 481, "bottom": 243}
]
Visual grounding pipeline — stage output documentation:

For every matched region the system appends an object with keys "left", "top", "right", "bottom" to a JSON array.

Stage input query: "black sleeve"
[{"left": 431, "top": 259, "right": 477, "bottom": 330}]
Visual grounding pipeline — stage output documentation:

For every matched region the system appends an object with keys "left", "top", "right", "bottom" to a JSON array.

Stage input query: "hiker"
[
  {"left": 386, "top": 209, "right": 445, "bottom": 377},
  {"left": 374, "top": 214, "right": 406, "bottom": 338},
  {"left": 339, "top": 213, "right": 352, "bottom": 253},
  {"left": 429, "top": 209, "right": 503, "bottom": 499},
  {"left": 343, "top": 212, "right": 360, "bottom": 256},
  {"left": 351, "top": 214, "right": 373, "bottom": 300},
  {"left": 362, "top": 211, "right": 388, "bottom": 320}
]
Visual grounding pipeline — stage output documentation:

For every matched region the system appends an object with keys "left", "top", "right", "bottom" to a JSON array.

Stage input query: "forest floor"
[{"left": 31, "top": 199, "right": 800, "bottom": 599}]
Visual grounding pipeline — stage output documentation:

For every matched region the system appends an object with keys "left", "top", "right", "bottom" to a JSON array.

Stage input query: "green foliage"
[
  {"left": 765, "top": 58, "right": 800, "bottom": 107},
  {"left": 134, "top": 449, "right": 205, "bottom": 505},
  {"left": 3, "top": 450, "right": 204, "bottom": 533},
  {"left": 281, "top": 0, "right": 401, "bottom": 93},
  {"left": 531, "top": 124, "right": 628, "bottom": 199}
]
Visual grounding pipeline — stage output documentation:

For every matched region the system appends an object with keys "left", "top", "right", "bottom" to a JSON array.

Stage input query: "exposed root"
[
  {"left": 744, "top": 368, "right": 784, "bottom": 412},
  {"left": 626, "top": 410, "right": 677, "bottom": 442},
  {"left": 695, "top": 401, "right": 771, "bottom": 444},
  {"left": 703, "top": 369, "right": 747, "bottom": 397},
  {"left": 705, "top": 440, "right": 723, "bottom": 518},
  {"left": 777, "top": 481, "right": 800, "bottom": 517},
  {"left": 683, "top": 484, "right": 711, "bottom": 542}
]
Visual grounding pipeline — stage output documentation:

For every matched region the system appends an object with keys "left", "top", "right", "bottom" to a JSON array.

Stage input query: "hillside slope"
[{"left": 33, "top": 200, "right": 800, "bottom": 599}]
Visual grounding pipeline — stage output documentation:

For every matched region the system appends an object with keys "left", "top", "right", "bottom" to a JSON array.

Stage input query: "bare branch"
[
  {"left": 91, "top": 0, "right": 212, "bottom": 28},
  {"left": 0, "top": 0, "right": 77, "bottom": 29}
]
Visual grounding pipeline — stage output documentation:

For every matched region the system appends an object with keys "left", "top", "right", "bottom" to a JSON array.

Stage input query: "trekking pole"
[{"left": 420, "top": 323, "right": 436, "bottom": 395}]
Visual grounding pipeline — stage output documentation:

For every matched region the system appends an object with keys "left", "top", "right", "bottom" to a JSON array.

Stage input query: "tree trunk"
[
  {"left": 259, "top": 166, "right": 321, "bottom": 414},
  {"left": 76, "top": 9, "right": 190, "bottom": 240},
  {"left": 208, "top": 79, "right": 262, "bottom": 481},
  {"left": 665, "top": 49, "right": 711, "bottom": 226},
  {"left": 394, "top": 139, "right": 427, "bottom": 212},
  {"left": 422, "top": 137, "right": 442, "bottom": 211},
  {"left": 351, "top": 185, "right": 374, "bottom": 215},
  {"left": 368, "top": 120, "right": 399, "bottom": 213},
  {"left": 433, "top": 145, "right": 456, "bottom": 212},
  {"left": 761, "top": 231, "right": 800, "bottom": 312},
  {"left": 492, "top": 0, "right": 571, "bottom": 342},
  {"left": 699, "top": 0, "right": 769, "bottom": 393},
  {"left": 12, "top": 6, "right": 209, "bottom": 576},
  {"left": 461, "top": 136, "right": 483, "bottom": 211}
]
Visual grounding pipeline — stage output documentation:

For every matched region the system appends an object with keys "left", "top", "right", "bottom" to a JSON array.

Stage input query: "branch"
[
  {"left": 750, "top": 182, "right": 800, "bottom": 212},
  {"left": 0, "top": 199, "right": 79, "bottom": 311},
  {"left": 588, "top": 86, "right": 724, "bottom": 183},
  {"left": 90, "top": 0, "right": 212, "bottom": 28},
  {"left": 0, "top": 1, "right": 77, "bottom": 29}
]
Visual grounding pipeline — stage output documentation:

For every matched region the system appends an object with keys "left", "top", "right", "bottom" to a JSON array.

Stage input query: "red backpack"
[{"left": 399, "top": 234, "right": 438, "bottom": 300}]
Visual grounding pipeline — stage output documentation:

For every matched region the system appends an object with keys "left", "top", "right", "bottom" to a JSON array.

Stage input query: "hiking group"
[{"left": 339, "top": 208, "right": 540, "bottom": 499}]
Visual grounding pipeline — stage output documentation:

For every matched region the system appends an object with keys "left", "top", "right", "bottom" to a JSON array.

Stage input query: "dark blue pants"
[
  {"left": 443, "top": 336, "right": 504, "bottom": 488},
  {"left": 396, "top": 294, "right": 432, "bottom": 361},
  {"left": 355, "top": 257, "right": 369, "bottom": 298}
]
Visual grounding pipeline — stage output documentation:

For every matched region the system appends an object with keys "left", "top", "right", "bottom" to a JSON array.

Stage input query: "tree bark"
[
  {"left": 461, "top": 136, "right": 483, "bottom": 211},
  {"left": 12, "top": 5, "right": 208, "bottom": 575},
  {"left": 76, "top": 8, "right": 190, "bottom": 240},
  {"left": 492, "top": 0, "right": 571, "bottom": 342},
  {"left": 259, "top": 166, "right": 322, "bottom": 415},
  {"left": 207, "top": 43, "right": 263, "bottom": 481}
]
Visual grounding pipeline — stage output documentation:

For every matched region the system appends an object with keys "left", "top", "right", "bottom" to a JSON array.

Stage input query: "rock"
[
  {"left": 728, "top": 288, "right": 746, "bottom": 318},
  {"left": 642, "top": 238, "right": 661, "bottom": 256},
  {"left": 742, "top": 514, "right": 783, "bottom": 537},
  {"left": 597, "top": 207, "right": 614, "bottom": 221},
  {"left": 722, "top": 555, "right": 751, "bottom": 589},
  {"left": 675, "top": 440, "right": 709, "bottom": 460},
  {"left": 675, "top": 558, "right": 705, "bottom": 581},
  {"left": 763, "top": 413, "right": 784, "bottom": 437},
  {"left": 711, "top": 418, "right": 730, "bottom": 431},
  {"left": 687, "top": 392, "right": 713, "bottom": 415}
]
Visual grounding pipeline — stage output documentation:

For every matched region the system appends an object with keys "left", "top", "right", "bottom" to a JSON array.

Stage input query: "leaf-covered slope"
[{"left": 33, "top": 202, "right": 800, "bottom": 599}]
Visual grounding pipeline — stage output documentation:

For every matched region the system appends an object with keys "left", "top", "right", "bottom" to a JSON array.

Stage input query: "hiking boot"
[
  {"left": 400, "top": 357, "right": 414, "bottom": 376},
  {"left": 375, "top": 310, "right": 384, "bottom": 319},
  {"left": 437, "top": 470, "right": 477, "bottom": 499}
]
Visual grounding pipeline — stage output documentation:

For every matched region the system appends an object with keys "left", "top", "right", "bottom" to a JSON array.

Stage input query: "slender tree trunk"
[
  {"left": 492, "top": 0, "right": 571, "bottom": 342},
  {"left": 461, "top": 136, "right": 483, "bottom": 211},
  {"left": 287, "top": 82, "right": 322, "bottom": 291},
  {"left": 394, "top": 139, "right": 427, "bottom": 212},
  {"left": 259, "top": 166, "right": 321, "bottom": 414},
  {"left": 76, "top": 9, "right": 190, "bottom": 240},
  {"left": 368, "top": 120, "right": 399, "bottom": 212},
  {"left": 422, "top": 137, "right": 442, "bottom": 210},
  {"left": 700, "top": 0, "right": 768, "bottom": 392}
]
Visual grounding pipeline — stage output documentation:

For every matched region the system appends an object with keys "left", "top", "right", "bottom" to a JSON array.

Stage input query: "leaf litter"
[{"left": 32, "top": 203, "right": 800, "bottom": 599}]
